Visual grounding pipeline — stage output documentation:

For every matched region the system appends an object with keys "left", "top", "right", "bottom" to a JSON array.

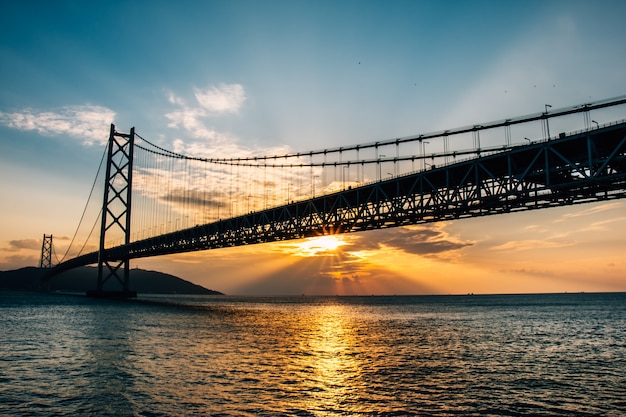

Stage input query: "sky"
[{"left": 1, "top": 0, "right": 625, "bottom": 295}]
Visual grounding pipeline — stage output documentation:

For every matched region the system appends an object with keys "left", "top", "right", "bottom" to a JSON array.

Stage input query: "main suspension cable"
[
  {"left": 76, "top": 209, "right": 101, "bottom": 257},
  {"left": 58, "top": 144, "right": 107, "bottom": 263},
  {"left": 133, "top": 95, "right": 626, "bottom": 166}
]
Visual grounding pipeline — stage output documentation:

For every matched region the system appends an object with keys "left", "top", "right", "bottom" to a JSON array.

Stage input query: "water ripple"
[{"left": 1, "top": 292, "right": 625, "bottom": 416}]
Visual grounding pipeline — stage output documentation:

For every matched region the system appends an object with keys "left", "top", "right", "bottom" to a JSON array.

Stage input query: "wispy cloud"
[
  {"left": 6, "top": 239, "right": 41, "bottom": 251},
  {"left": 164, "top": 83, "right": 291, "bottom": 161},
  {"left": 194, "top": 83, "right": 245, "bottom": 113},
  {"left": 490, "top": 239, "right": 575, "bottom": 252},
  {"left": 166, "top": 106, "right": 221, "bottom": 141},
  {"left": 556, "top": 202, "right": 624, "bottom": 221},
  {"left": 498, "top": 266, "right": 559, "bottom": 278},
  {"left": 165, "top": 83, "right": 261, "bottom": 159},
  {"left": 0, "top": 105, "right": 115, "bottom": 145},
  {"left": 166, "top": 83, "right": 245, "bottom": 141}
]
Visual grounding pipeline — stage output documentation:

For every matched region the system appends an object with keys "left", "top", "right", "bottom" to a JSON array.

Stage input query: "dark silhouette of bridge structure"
[{"left": 42, "top": 96, "right": 626, "bottom": 297}]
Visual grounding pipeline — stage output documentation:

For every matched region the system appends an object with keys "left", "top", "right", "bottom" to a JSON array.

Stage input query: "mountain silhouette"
[{"left": 0, "top": 266, "right": 222, "bottom": 295}]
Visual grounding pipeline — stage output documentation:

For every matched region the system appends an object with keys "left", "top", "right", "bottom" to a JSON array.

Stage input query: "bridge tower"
[
  {"left": 90, "top": 124, "right": 137, "bottom": 298},
  {"left": 39, "top": 234, "right": 53, "bottom": 268}
]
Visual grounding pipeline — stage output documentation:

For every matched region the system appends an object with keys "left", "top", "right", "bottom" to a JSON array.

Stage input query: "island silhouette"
[{"left": 0, "top": 266, "right": 222, "bottom": 295}]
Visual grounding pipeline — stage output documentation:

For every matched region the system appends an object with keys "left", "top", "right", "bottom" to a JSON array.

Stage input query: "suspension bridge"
[{"left": 41, "top": 96, "right": 626, "bottom": 297}]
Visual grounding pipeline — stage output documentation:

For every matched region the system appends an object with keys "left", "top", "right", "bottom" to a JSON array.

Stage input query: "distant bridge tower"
[
  {"left": 91, "top": 124, "right": 136, "bottom": 298},
  {"left": 39, "top": 234, "right": 53, "bottom": 269}
]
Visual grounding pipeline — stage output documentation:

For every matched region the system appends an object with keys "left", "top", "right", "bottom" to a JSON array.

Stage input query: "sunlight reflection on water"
[
  {"left": 295, "top": 304, "right": 363, "bottom": 413},
  {"left": 1, "top": 292, "right": 625, "bottom": 416}
]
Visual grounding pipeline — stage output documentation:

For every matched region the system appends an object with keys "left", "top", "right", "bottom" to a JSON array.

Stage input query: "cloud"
[
  {"left": 557, "top": 202, "right": 624, "bottom": 221},
  {"left": 0, "top": 105, "right": 115, "bottom": 145},
  {"left": 163, "top": 83, "right": 298, "bottom": 168},
  {"left": 167, "top": 92, "right": 185, "bottom": 107},
  {"left": 6, "top": 239, "right": 41, "bottom": 251},
  {"left": 490, "top": 239, "right": 575, "bottom": 252},
  {"left": 0, "top": 239, "right": 46, "bottom": 270},
  {"left": 156, "top": 83, "right": 305, "bottom": 218},
  {"left": 273, "top": 224, "right": 473, "bottom": 263},
  {"left": 352, "top": 224, "right": 474, "bottom": 256},
  {"left": 499, "top": 267, "right": 559, "bottom": 278},
  {"left": 0, "top": 254, "right": 39, "bottom": 271},
  {"left": 165, "top": 84, "right": 253, "bottom": 152},
  {"left": 194, "top": 83, "right": 245, "bottom": 113},
  {"left": 166, "top": 107, "right": 222, "bottom": 141},
  {"left": 160, "top": 189, "right": 223, "bottom": 210}
]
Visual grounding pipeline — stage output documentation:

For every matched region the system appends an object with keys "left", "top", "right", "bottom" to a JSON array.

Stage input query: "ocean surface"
[{"left": 1, "top": 291, "right": 625, "bottom": 416}]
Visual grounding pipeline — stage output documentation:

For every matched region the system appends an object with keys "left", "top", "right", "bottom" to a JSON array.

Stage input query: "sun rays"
[{"left": 288, "top": 235, "right": 348, "bottom": 257}]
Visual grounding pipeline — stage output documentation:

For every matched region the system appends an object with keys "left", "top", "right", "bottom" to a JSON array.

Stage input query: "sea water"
[{"left": 1, "top": 291, "right": 625, "bottom": 416}]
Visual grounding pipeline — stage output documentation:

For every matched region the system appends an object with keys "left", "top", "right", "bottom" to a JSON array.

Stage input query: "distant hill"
[{"left": 0, "top": 266, "right": 222, "bottom": 295}]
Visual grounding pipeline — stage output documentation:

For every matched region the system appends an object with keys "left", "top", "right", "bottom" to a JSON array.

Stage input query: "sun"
[{"left": 291, "top": 235, "right": 347, "bottom": 257}]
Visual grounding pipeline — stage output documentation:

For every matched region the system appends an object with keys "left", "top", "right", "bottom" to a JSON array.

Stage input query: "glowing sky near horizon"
[{"left": 1, "top": 0, "right": 625, "bottom": 295}]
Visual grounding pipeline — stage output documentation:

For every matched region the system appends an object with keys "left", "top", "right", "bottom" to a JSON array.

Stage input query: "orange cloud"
[
  {"left": 6, "top": 239, "right": 41, "bottom": 251},
  {"left": 490, "top": 239, "right": 576, "bottom": 252}
]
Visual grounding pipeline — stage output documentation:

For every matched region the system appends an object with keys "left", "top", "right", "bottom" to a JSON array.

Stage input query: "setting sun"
[{"left": 291, "top": 235, "right": 347, "bottom": 257}]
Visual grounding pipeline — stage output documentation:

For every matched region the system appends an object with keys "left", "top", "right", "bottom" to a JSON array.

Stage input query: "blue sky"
[{"left": 1, "top": 0, "right": 625, "bottom": 294}]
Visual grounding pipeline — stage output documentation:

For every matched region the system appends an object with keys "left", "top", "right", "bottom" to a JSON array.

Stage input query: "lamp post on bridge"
[
  {"left": 544, "top": 104, "right": 552, "bottom": 140},
  {"left": 378, "top": 155, "right": 386, "bottom": 181}
]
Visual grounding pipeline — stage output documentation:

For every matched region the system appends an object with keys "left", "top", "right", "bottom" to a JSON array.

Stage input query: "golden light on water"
[{"left": 295, "top": 304, "right": 364, "bottom": 412}]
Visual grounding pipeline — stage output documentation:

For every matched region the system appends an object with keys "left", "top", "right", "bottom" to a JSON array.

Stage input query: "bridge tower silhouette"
[
  {"left": 39, "top": 234, "right": 53, "bottom": 269},
  {"left": 88, "top": 124, "right": 137, "bottom": 298}
]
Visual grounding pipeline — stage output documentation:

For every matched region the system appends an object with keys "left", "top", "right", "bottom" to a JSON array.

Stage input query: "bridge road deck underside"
[{"left": 50, "top": 122, "right": 626, "bottom": 273}]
